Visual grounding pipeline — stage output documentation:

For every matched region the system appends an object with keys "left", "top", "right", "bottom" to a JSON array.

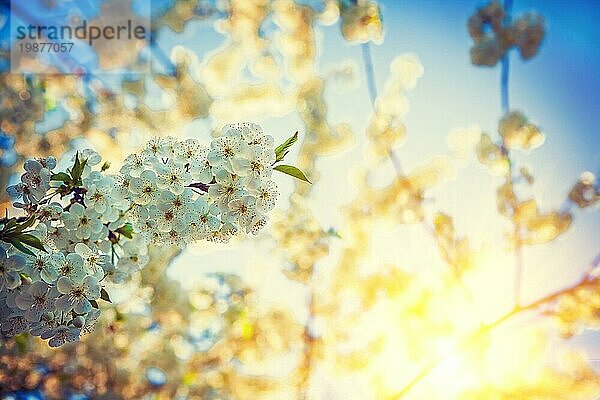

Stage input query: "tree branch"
[{"left": 388, "top": 251, "right": 600, "bottom": 400}]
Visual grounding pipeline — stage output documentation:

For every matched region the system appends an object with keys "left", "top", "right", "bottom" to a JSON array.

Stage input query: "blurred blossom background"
[{"left": 0, "top": 0, "right": 599, "bottom": 399}]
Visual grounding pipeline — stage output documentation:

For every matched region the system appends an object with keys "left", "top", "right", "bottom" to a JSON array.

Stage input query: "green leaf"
[
  {"left": 273, "top": 164, "right": 311, "bottom": 184},
  {"left": 274, "top": 132, "right": 298, "bottom": 163},
  {"left": 14, "top": 215, "right": 37, "bottom": 233},
  {"left": 50, "top": 172, "right": 71, "bottom": 182},
  {"left": 2, "top": 217, "right": 18, "bottom": 233},
  {"left": 15, "top": 233, "right": 46, "bottom": 253},
  {"left": 100, "top": 288, "right": 112, "bottom": 303},
  {"left": 100, "top": 161, "right": 111, "bottom": 172},
  {"left": 70, "top": 152, "right": 87, "bottom": 185},
  {"left": 90, "top": 299, "right": 99, "bottom": 309},
  {"left": 115, "top": 223, "right": 134, "bottom": 239},
  {"left": 69, "top": 152, "right": 80, "bottom": 179},
  {"left": 6, "top": 238, "right": 36, "bottom": 257}
]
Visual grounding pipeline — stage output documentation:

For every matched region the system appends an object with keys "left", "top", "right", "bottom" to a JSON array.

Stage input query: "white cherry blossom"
[{"left": 56, "top": 275, "right": 101, "bottom": 314}]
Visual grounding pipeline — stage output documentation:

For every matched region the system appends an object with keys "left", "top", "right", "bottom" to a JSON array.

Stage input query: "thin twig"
[
  {"left": 500, "top": 0, "right": 513, "bottom": 114},
  {"left": 361, "top": 42, "right": 405, "bottom": 175},
  {"left": 150, "top": 32, "right": 177, "bottom": 76},
  {"left": 499, "top": 0, "right": 524, "bottom": 307},
  {"left": 361, "top": 43, "right": 378, "bottom": 107}
]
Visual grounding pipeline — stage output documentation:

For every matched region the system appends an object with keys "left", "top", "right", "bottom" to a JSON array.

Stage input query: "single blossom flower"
[
  {"left": 61, "top": 203, "right": 104, "bottom": 240},
  {"left": 56, "top": 275, "right": 101, "bottom": 314},
  {"left": 15, "top": 282, "right": 58, "bottom": 322}
]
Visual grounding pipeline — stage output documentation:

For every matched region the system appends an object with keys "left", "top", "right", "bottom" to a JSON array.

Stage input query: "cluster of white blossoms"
[
  {"left": 0, "top": 123, "right": 304, "bottom": 347},
  {"left": 122, "top": 122, "right": 280, "bottom": 246},
  {"left": 0, "top": 151, "right": 143, "bottom": 347}
]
